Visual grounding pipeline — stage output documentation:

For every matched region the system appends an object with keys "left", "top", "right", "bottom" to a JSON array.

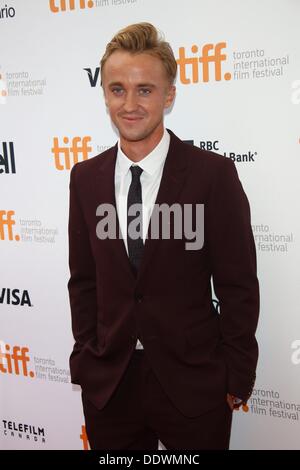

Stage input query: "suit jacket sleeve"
[
  {"left": 207, "top": 157, "right": 259, "bottom": 402},
  {"left": 67, "top": 163, "right": 97, "bottom": 354}
]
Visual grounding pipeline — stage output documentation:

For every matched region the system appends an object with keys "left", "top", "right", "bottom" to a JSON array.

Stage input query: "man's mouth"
[{"left": 121, "top": 116, "right": 144, "bottom": 122}]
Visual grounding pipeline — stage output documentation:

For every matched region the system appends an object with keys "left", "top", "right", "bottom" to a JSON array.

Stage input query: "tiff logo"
[
  {"left": 0, "top": 72, "right": 8, "bottom": 103},
  {"left": 52, "top": 136, "right": 92, "bottom": 170},
  {"left": 49, "top": 0, "right": 94, "bottom": 12},
  {"left": 80, "top": 425, "right": 90, "bottom": 450},
  {"left": 0, "top": 341, "right": 35, "bottom": 377},
  {"left": 0, "top": 210, "right": 20, "bottom": 241},
  {"left": 176, "top": 42, "right": 231, "bottom": 84},
  {"left": 0, "top": 142, "right": 16, "bottom": 174}
]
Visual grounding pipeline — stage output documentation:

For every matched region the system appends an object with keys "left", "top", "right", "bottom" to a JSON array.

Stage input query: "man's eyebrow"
[
  {"left": 107, "top": 82, "right": 156, "bottom": 88},
  {"left": 136, "top": 83, "right": 156, "bottom": 88},
  {"left": 108, "top": 81, "right": 123, "bottom": 87}
]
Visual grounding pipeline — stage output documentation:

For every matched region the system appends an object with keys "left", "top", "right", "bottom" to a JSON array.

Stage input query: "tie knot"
[{"left": 130, "top": 165, "right": 143, "bottom": 180}]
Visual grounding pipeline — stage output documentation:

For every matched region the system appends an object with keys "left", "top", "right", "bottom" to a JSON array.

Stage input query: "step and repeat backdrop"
[{"left": 1, "top": 0, "right": 299, "bottom": 450}]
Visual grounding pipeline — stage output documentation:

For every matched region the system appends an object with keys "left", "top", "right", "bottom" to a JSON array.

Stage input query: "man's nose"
[{"left": 123, "top": 91, "right": 138, "bottom": 112}]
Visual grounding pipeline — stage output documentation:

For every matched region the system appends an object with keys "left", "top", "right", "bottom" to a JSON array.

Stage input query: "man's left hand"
[{"left": 226, "top": 393, "right": 244, "bottom": 411}]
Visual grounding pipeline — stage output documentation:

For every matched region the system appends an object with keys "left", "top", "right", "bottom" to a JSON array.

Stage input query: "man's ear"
[{"left": 164, "top": 85, "right": 176, "bottom": 109}]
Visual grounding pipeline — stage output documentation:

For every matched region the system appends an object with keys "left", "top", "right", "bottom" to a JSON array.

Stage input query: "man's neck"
[{"left": 119, "top": 124, "right": 164, "bottom": 162}]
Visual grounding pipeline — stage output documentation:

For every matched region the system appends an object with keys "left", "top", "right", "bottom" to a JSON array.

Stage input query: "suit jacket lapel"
[
  {"left": 137, "top": 129, "right": 188, "bottom": 281},
  {"left": 93, "top": 143, "right": 136, "bottom": 282}
]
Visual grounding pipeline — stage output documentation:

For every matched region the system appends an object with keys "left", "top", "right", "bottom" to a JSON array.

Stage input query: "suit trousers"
[{"left": 81, "top": 349, "right": 233, "bottom": 450}]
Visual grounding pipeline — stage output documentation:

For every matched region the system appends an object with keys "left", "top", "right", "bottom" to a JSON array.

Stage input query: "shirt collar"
[{"left": 116, "top": 128, "right": 170, "bottom": 177}]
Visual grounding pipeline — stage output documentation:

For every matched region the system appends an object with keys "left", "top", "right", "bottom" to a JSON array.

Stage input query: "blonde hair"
[{"left": 100, "top": 22, "right": 177, "bottom": 85}]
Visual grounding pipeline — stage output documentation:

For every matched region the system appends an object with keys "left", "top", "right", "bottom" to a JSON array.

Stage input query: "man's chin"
[{"left": 118, "top": 128, "right": 150, "bottom": 143}]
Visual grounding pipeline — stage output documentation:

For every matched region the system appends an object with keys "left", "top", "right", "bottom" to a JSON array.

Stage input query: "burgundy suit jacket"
[{"left": 67, "top": 129, "right": 259, "bottom": 417}]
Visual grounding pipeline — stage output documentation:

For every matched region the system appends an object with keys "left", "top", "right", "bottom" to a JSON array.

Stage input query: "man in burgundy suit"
[{"left": 67, "top": 22, "right": 259, "bottom": 450}]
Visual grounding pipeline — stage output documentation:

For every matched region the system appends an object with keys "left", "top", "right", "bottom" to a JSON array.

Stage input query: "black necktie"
[{"left": 127, "top": 165, "right": 144, "bottom": 276}]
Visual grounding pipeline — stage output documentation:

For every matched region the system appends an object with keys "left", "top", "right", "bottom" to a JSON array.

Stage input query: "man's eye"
[
  {"left": 139, "top": 89, "right": 151, "bottom": 95},
  {"left": 112, "top": 88, "right": 123, "bottom": 95}
]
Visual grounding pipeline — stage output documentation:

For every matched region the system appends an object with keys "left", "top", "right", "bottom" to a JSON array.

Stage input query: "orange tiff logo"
[
  {"left": 0, "top": 210, "right": 20, "bottom": 241},
  {"left": 176, "top": 42, "right": 231, "bottom": 84},
  {"left": 52, "top": 136, "right": 92, "bottom": 170},
  {"left": 49, "top": 0, "right": 94, "bottom": 12},
  {"left": 80, "top": 425, "right": 90, "bottom": 450},
  {"left": 0, "top": 342, "right": 35, "bottom": 378}
]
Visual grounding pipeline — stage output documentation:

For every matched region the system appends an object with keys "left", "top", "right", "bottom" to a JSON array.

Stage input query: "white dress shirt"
[{"left": 114, "top": 128, "right": 170, "bottom": 349}]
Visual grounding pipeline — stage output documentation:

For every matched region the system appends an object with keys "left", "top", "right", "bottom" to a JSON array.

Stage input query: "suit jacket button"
[{"left": 135, "top": 294, "right": 143, "bottom": 303}]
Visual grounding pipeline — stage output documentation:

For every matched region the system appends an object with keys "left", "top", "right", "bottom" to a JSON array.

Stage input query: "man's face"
[{"left": 102, "top": 51, "right": 176, "bottom": 144}]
